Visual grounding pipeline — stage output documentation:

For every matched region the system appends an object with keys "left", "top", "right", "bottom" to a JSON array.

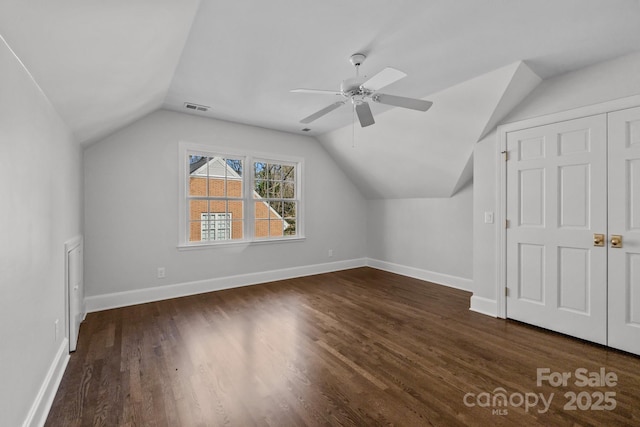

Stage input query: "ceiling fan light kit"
[{"left": 292, "top": 53, "right": 433, "bottom": 128}]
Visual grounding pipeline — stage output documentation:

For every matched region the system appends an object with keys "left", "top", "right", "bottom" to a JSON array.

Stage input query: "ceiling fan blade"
[
  {"left": 300, "top": 101, "right": 346, "bottom": 124},
  {"left": 355, "top": 102, "right": 375, "bottom": 127},
  {"left": 372, "top": 93, "right": 433, "bottom": 111},
  {"left": 291, "top": 88, "right": 342, "bottom": 96},
  {"left": 362, "top": 67, "right": 407, "bottom": 91}
]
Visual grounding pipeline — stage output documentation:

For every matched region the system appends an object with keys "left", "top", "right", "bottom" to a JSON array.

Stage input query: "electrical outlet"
[
  {"left": 54, "top": 319, "right": 59, "bottom": 342},
  {"left": 328, "top": 249, "right": 333, "bottom": 257},
  {"left": 157, "top": 267, "right": 166, "bottom": 279}
]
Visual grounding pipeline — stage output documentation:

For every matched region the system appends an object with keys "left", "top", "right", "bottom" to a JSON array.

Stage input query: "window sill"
[{"left": 177, "top": 236, "right": 306, "bottom": 251}]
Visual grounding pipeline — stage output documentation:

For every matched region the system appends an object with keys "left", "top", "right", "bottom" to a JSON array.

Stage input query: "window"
[
  {"left": 179, "top": 143, "right": 302, "bottom": 247},
  {"left": 253, "top": 161, "right": 297, "bottom": 239},
  {"left": 187, "top": 154, "right": 244, "bottom": 243}
]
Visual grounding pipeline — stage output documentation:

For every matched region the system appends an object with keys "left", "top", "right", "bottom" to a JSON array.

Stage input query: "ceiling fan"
[{"left": 291, "top": 53, "right": 433, "bottom": 128}]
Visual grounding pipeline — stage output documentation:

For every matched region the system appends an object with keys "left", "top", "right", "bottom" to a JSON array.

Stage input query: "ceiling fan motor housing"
[
  {"left": 349, "top": 53, "right": 366, "bottom": 67},
  {"left": 340, "top": 77, "right": 367, "bottom": 97}
]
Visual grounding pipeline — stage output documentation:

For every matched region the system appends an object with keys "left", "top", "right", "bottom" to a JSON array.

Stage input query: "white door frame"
[{"left": 495, "top": 94, "right": 640, "bottom": 319}]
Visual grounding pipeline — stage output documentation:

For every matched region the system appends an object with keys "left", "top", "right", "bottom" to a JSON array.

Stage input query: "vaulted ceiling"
[{"left": 2, "top": 0, "right": 640, "bottom": 197}]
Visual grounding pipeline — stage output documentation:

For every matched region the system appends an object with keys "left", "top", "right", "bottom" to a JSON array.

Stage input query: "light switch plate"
[{"left": 484, "top": 212, "right": 494, "bottom": 224}]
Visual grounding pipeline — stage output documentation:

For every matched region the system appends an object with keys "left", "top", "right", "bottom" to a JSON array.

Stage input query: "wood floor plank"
[{"left": 46, "top": 267, "right": 640, "bottom": 426}]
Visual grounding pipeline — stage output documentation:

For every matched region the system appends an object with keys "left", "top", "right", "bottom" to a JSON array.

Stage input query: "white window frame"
[{"left": 178, "top": 142, "right": 304, "bottom": 249}]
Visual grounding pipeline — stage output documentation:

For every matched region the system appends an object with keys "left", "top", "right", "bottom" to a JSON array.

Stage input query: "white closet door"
[
  {"left": 506, "top": 115, "right": 608, "bottom": 344},
  {"left": 608, "top": 106, "right": 640, "bottom": 355}
]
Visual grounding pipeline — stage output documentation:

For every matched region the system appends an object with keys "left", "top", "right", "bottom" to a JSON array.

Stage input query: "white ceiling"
[
  {"left": 2, "top": 0, "right": 640, "bottom": 197},
  {"left": 2, "top": 0, "right": 640, "bottom": 144},
  {"left": 164, "top": 0, "right": 640, "bottom": 136}
]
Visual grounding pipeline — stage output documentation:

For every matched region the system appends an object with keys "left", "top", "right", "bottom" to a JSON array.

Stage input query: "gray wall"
[
  {"left": 366, "top": 182, "right": 474, "bottom": 283},
  {"left": 84, "top": 110, "right": 367, "bottom": 298},
  {"left": 0, "top": 38, "right": 83, "bottom": 426}
]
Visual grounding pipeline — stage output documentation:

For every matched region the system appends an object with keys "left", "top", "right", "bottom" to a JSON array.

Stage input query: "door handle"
[
  {"left": 594, "top": 234, "right": 605, "bottom": 247},
  {"left": 611, "top": 235, "right": 623, "bottom": 248}
]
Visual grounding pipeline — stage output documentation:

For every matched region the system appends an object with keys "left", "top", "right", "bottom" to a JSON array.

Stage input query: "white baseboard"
[
  {"left": 469, "top": 295, "right": 498, "bottom": 317},
  {"left": 23, "top": 338, "right": 69, "bottom": 427},
  {"left": 86, "top": 258, "right": 367, "bottom": 313},
  {"left": 365, "top": 258, "right": 472, "bottom": 292}
]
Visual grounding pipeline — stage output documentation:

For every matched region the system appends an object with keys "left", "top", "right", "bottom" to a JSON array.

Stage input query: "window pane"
[
  {"left": 268, "top": 163, "right": 283, "bottom": 180},
  {"left": 231, "top": 220, "right": 243, "bottom": 239},
  {"left": 226, "top": 178, "right": 242, "bottom": 198},
  {"left": 189, "top": 221, "right": 204, "bottom": 242},
  {"left": 282, "top": 201, "right": 296, "bottom": 220},
  {"left": 283, "top": 165, "right": 295, "bottom": 181},
  {"left": 228, "top": 201, "right": 244, "bottom": 219},
  {"left": 255, "top": 201, "right": 269, "bottom": 219},
  {"left": 225, "top": 158, "right": 243, "bottom": 177},
  {"left": 255, "top": 219, "right": 269, "bottom": 238},
  {"left": 189, "top": 155, "right": 208, "bottom": 196},
  {"left": 212, "top": 220, "right": 229, "bottom": 240},
  {"left": 269, "top": 200, "right": 283, "bottom": 218},
  {"left": 189, "top": 176, "right": 207, "bottom": 197},
  {"left": 189, "top": 199, "right": 208, "bottom": 221},
  {"left": 254, "top": 180, "right": 267, "bottom": 199},
  {"left": 209, "top": 200, "right": 225, "bottom": 213},
  {"left": 254, "top": 162, "right": 267, "bottom": 180},
  {"left": 268, "top": 181, "right": 282, "bottom": 198},
  {"left": 269, "top": 219, "right": 284, "bottom": 237},
  {"left": 282, "top": 181, "right": 295, "bottom": 199},
  {"left": 284, "top": 219, "right": 296, "bottom": 236},
  {"left": 208, "top": 177, "right": 225, "bottom": 197},
  {"left": 225, "top": 158, "right": 243, "bottom": 197}
]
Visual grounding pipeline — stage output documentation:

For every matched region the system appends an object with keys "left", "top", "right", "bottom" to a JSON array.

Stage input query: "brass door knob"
[
  {"left": 594, "top": 234, "right": 605, "bottom": 247},
  {"left": 611, "top": 235, "right": 623, "bottom": 248}
]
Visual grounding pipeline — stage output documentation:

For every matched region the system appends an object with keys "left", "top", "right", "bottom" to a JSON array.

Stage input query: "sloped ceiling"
[
  {"left": 0, "top": 0, "right": 200, "bottom": 144},
  {"left": 163, "top": 0, "right": 640, "bottom": 137},
  {"left": 2, "top": 1, "right": 640, "bottom": 197},
  {"left": 318, "top": 62, "right": 541, "bottom": 198}
]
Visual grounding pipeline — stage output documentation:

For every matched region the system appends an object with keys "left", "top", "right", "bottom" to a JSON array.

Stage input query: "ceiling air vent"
[{"left": 184, "top": 102, "right": 210, "bottom": 112}]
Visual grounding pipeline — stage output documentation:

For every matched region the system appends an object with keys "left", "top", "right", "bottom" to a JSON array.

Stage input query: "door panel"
[
  {"left": 631, "top": 160, "right": 640, "bottom": 230},
  {"left": 559, "top": 164, "right": 590, "bottom": 228},
  {"left": 558, "top": 246, "right": 589, "bottom": 313},
  {"left": 519, "top": 168, "right": 545, "bottom": 226},
  {"left": 629, "top": 254, "right": 640, "bottom": 324},
  {"left": 506, "top": 115, "right": 608, "bottom": 344},
  {"left": 519, "top": 243, "right": 545, "bottom": 303},
  {"left": 608, "top": 106, "right": 640, "bottom": 355}
]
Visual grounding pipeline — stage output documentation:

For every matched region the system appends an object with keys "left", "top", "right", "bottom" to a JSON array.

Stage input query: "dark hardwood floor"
[{"left": 46, "top": 267, "right": 640, "bottom": 426}]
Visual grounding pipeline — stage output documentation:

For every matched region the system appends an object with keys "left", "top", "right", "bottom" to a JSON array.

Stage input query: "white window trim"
[{"left": 178, "top": 141, "right": 305, "bottom": 249}]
